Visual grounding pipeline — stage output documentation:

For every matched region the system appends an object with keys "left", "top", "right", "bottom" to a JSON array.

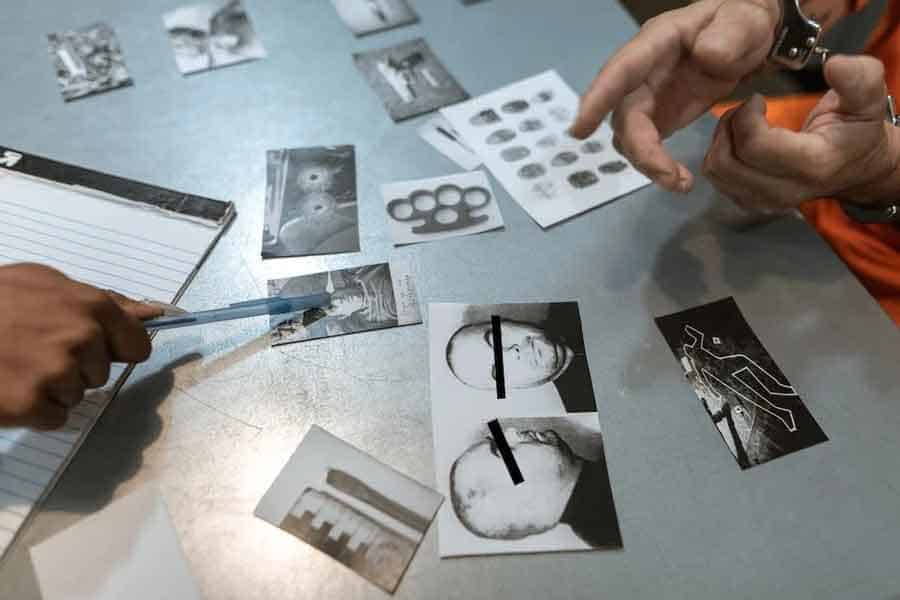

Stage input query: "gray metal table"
[{"left": 3, "top": 1, "right": 900, "bottom": 598}]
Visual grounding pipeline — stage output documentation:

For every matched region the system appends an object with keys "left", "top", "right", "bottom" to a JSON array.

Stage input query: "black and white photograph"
[
  {"left": 434, "top": 414, "right": 621, "bottom": 557},
  {"left": 46, "top": 22, "right": 133, "bottom": 102},
  {"left": 163, "top": 0, "right": 266, "bottom": 75},
  {"left": 255, "top": 426, "right": 443, "bottom": 594},
  {"left": 330, "top": 0, "right": 419, "bottom": 36},
  {"left": 353, "top": 38, "right": 469, "bottom": 122},
  {"left": 655, "top": 297, "right": 828, "bottom": 469},
  {"left": 429, "top": 303, "right": 597, "bottom": 413},
  {"left": 268, "top": 261, "right": 421, "bottom": 346},
  {"left": 441, "top": 70, "right": 650, "bottom": 228},
  {"left": 381, "top": 171, "right": 503, "bottom": 246},
  {"left": 262, "top": 146, "right": 359, "bottom": 259}
]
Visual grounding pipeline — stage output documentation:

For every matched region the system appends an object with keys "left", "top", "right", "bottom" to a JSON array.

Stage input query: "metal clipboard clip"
[{"left": 769, "top": 0, "right": 830, "bottom": 70}]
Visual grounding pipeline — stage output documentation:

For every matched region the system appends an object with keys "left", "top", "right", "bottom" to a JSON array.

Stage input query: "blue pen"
[{"left": 143, "top": 293, "right": 333, "bottom": 331}]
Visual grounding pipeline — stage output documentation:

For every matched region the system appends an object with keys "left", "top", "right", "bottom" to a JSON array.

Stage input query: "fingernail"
[{"left": 141, "top": 299, "right": 188, "bottom": 316}]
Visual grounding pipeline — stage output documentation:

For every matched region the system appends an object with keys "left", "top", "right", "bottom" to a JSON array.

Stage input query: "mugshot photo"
[
  {"left": 434, "top": 414, "right": 621, "bottom": 557},
  {"left": 430, "top": 302, "right": 598, "bottom": 415}
]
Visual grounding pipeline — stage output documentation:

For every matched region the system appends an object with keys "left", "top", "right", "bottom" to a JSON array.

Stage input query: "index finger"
[{"left": 570, "top": 17, "right": 680, "bottom": 139}]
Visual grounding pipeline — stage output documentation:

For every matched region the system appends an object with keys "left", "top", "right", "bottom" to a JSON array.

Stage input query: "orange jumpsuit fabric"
[{"left": 713, "top": 0, "right": 900, "bottom": 325}]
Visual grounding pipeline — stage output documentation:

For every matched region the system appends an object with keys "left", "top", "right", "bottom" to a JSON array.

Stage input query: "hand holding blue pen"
[{"left": 143, "top": 293, "right": 333, "bottom": 331}]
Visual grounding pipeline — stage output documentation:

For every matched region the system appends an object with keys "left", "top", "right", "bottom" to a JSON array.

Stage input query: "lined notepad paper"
[{"left": 0, "top": 147, "right": 234, "bottom": 561}]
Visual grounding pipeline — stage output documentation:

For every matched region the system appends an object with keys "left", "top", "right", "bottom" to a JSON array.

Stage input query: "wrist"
[{"left": 836, "top": 122, "right": 900, "bottom": 209}]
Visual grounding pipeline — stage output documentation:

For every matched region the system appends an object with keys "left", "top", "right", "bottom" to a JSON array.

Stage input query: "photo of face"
[
  {"left": 432, "top": 415, "right": 622, "bottom": 556},
  {"left": 446, "top": 319, "right": 574, "bottom": 390},
  {"left": 450, "top": 427, "right": 581, "bottom": 540}
]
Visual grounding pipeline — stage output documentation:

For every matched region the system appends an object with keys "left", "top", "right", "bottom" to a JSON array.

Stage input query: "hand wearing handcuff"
[{"left": 572, "top": 0, "right": 900, "bottom": 223}]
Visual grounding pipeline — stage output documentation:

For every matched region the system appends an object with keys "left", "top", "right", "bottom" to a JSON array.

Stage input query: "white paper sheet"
[
  {"left": 417, "top": 116, "right": 482, "bottom": 170},
  {"left": 30, "top": 487, "right": 202, "bottom": 600},
  {"left": 381, "top": 171, "right": 503, "bottom": 246},
  {"left": 441, "top": 70, "right": 650, "bottom": 228},
  {"left": 0, "top": 169, "right": 226, "bottom": 561}
]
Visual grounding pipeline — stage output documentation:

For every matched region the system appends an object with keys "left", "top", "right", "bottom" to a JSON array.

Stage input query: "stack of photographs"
[
  {"left": 429, "top": 302, "right": 622, "bottom": 557},
  {"left": 441, "top": 70, "right": 650, "bottom": 228}
]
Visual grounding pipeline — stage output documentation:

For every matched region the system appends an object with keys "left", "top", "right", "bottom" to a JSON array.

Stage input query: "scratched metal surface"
[{"left": 2, "top": 1, "right": 900, "bottom": 598}]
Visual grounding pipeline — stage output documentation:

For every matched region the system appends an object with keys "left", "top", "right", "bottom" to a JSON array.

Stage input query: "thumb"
[
  {"left": 105, "top": 290, "right": 164, "bottom": 321},
  {"left": 824, "top": 55, "right": 887, "bottom": 119}
]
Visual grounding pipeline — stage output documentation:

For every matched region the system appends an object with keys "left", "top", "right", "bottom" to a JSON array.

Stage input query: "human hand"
[
  {"left": 570, "top": 0, "right": 781, "bottom": 192},
  {"left": 702, "top": 55, "right": 898, "bottom": 211},
  {"left": 0, "top": 264, "right": 162, "bottom": 430}
]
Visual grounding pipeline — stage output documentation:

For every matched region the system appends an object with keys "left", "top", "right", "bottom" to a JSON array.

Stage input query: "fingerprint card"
[{"left": 441, "top": 70, "right": 650, "bottom": 228}]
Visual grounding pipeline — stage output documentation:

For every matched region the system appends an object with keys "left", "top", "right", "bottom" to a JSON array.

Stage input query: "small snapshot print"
[
  {"left": 381, "top": 171, "right": 502, "bottom": 246},
  {"left": 330, "top": 0, "right": 419, "bottom": 36},
  {"left": 263, "top": 146, "right": 359, "bottom": 259},
  {"left": 417, "top": 115, "right": 482, "bottom": 170},
  {"left": 268, "top": 260, "right": 421, "bottom": 346},
  {"left": 441, "top": 70, "right": 650, "bottom": 228},
  {"left": 434, "top": 414, "right": 621, "bottom": 557},
  {"left": 163, "top": 0, "right": 266, "bottom": 75},
  {"left": 655, "top": 297, "right": 828, "bottom": 469},
  {"left": 255, "top": 426, "right": 443, "bottom": 594},
  {"left": 353, "top": 38, "right": 469, "bottom": 122},
  {"left": 47, "top": 22, "right": 133, "bottom": 102}
]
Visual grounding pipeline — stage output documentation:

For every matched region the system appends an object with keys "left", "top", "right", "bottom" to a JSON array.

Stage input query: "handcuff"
[{"left": 770, "top": 0, "right": 900, "bottom": 223}]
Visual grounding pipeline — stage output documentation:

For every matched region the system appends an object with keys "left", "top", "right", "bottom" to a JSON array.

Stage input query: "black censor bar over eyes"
[
  {"left": 491, "top": 315, "right": 506, "bottom": 399},
  {"left": 487, "top": 419, "right": 524, "bottom": 485}
]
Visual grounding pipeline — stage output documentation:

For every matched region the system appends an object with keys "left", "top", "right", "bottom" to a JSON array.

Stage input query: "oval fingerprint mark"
[
  {"left": 532, "top": 90, "right": 554, "bottom": 103},
  {"left": 533, "top": 181, "right": 557, "bottom": 199},
  {"left": 463, "top": 187, "right": 490, "bottom": 209},
  {"left": 518, "top": 119, "right": 544, "bottom": 133},
  {"left": 582, "top": 140, "right": 605, "bottom": 154},
  {"left": 599, "top": 160, "right": 629, "bottom": 174},
  {"left": 568, "top": 170, "right": 599, "bottom": 189},
  {"left": 549, "top": 106, "right": 572, "bottom": 123},
  {"left": 470, "top": 109, "right": 501, "bottom": 126},
  {"left": 486, "top": 129, "right": 516, "bottom": 145},
  {"left": 434, "top": 207, "right": 459, "bottom": 225},
  {"left": 536, "top": 134, "right": 558, "bottom": 149},
  {"left": 518, "top": 163, "right": 546, "bottom": 180},
  {"left": 501, "top": 146, "right": 531, "bottom": 162},
  {"left": 551, "top": 151, "right": 579, "bottom": 167},
  {"left": 501, "top": 100, "right": 529, "bottom": 114}
]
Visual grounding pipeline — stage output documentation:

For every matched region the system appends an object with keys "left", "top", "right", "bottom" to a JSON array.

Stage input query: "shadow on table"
[{"left": 41, "top": 353, "right": 202, "bottom": 516}]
